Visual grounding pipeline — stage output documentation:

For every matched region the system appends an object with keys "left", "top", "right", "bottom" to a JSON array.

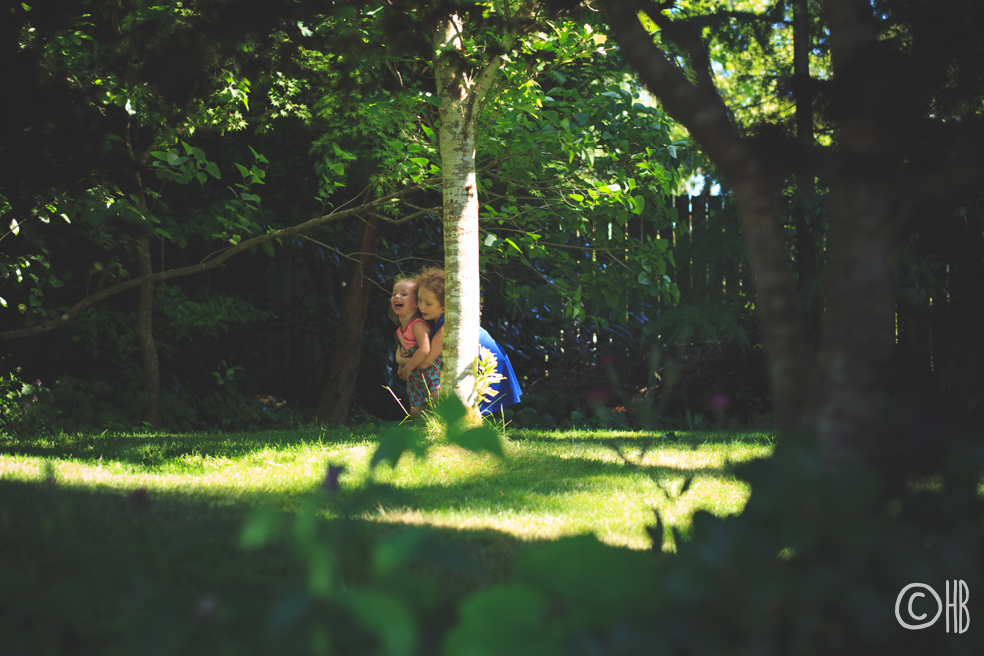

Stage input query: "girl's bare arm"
[
  {"left": 401, "top": 323, "right": 432, "bottom": 372},
  {"left": 416, "top": 326, "right": 443, "bottom": 370}
]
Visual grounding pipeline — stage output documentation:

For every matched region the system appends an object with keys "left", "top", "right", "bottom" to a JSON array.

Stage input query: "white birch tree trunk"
[{"left": 434, "top": 15, "right": 502, "bottom": 411}]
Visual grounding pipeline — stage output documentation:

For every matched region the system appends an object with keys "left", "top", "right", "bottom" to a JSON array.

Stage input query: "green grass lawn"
[{"left": 0, "top": 426, "right": 773, "bottom": 654}]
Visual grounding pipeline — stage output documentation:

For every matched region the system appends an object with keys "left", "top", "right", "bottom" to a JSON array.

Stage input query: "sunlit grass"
[
  {"left": 0, "top": 426, "right": 773, "bottom": 550},
  {"left": 0, "top": 425, "right": 774, "bottom": 654}
]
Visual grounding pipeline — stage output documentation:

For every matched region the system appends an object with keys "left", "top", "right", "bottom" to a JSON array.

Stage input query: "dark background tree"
[{"left": 606, "top": 0, "right": 984, "bottom": 464}]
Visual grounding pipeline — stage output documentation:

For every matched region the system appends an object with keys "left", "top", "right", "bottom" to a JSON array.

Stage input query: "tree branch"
[
  {"left": 638, "top": 0, "right": 716, "bottom": 91},
  {"left": 0, "top": 187, "right": 430, "bottom": 342},
  {"left": 605, "top": 0, "right": 811, "bottom": 430}
]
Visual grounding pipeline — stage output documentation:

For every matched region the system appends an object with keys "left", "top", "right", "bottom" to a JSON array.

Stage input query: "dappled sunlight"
[
  {"left": 359, "top": 437, "right": 769, "bottom": 550},
  {"left": 1, "top": 429, "right": 772, "bottom": 552}
]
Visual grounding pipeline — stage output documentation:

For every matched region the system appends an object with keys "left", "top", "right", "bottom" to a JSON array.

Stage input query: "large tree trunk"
[
  {"left": 805, "top": 0, "right": 906, "bottom": 465},
  {"left": 312, "top": 213, "right": 381, "bottom": 423},
  {"left": 606, "top": 0, "right": 909, "bottom": 465},
  {"left": 434, "top": 15, "right": 502, "bottom": 410},
  {"left": 605, "top": 0, "right": 811, "bottom": 433}
]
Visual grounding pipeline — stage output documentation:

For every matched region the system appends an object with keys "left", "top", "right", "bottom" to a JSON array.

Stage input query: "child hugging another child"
[
  {"left": 394, "top": 268, "right": 445, "bottom": 418},
  {"left": 393, "top": 266, "right": 521, "bottom": 419}
]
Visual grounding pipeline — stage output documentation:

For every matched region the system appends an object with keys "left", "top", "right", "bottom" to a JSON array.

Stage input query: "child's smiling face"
[
  {"left": 391, "top": 280, "right": 417, "bottom": 320},
  {"left": 416, "top": 285, "right": 444, "bottom": 321}
]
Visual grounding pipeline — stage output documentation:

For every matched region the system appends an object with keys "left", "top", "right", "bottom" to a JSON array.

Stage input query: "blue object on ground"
[{"left": 478, "top": 327, "right": 522, "bottom": 414}]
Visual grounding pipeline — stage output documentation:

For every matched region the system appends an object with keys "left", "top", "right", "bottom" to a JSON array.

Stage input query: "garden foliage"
[{"left": 240, "top": 412, "right": 983, "bottom": 655}]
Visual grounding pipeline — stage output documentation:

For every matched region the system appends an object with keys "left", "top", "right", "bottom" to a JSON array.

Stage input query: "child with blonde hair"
[
  {"left": 389, "top": 277, "right": 431, "bottom": 389},
  {"left": 396, "top": 268, "right": 445, "bottom": 417}
]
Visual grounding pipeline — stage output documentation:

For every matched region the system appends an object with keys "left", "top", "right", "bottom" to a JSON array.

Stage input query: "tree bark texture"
[
  {"left": 312, "top": 213, "right": 380, "bottom": 424},
  {"left": 807, "top": 0, "right": 907, "bottom": 465},
  {"left": 435, "top": 15, "right": 502, "bottom": 409},
  {"left": 606, "top": 0, "right": 911, "bottom": 465}
]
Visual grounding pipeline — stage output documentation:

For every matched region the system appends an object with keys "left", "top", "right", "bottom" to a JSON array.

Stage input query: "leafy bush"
[
  {"left": 0, "top": 365, "right": 303, "bottom": 435},
  {"left": 0, "top": 368, "right": 56, "bottom": 435},
  {"left": 0, "top": 369, "right": 142, "bottom": 435}
]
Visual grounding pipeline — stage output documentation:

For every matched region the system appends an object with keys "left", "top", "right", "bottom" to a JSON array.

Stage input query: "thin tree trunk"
[
  {"left": 434, "top": 15, "right": 502, "bottom": 411},
  {"left": 125, "top": 124, "right": 160, "bottom": 429},
  {"left": 312, "top": 213, "right": 381, "bottom": 423},
  {"left": 136, "top": 232, "right": 160, "bottom": 428}
]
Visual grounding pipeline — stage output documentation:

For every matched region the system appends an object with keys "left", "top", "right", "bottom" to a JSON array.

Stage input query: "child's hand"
[{"left": 398, "top": 364, "right": 410, "bottom": 381}]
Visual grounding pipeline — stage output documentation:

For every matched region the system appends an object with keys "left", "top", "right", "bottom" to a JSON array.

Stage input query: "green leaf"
[
  {"left": 249, "top": 145, "right": 269, "bottom": 163},
  {"left": 234, "top": 163, "right": 249, "bottom": 178},
  {"left": 484, "top": 234, "right": 498, "bottom": 247},
  {"left": 261, "top": 241, "right": 275, "bottom": 258},
  {"left": 444, "top": 584, "right": 559, "bottom": 656},
  {"left": 504, "top": 238, "right": 523, "bottom": 254},
  {"left": 205, "top": 162, "right": 222, "bottom": 179},
  {"left": 451, "top": 426, "right": 503, "bottom": 457},
  {"left": 240, "top": 510, "right": 282, "bottom": 549},
  {"left": 331, "top": 142, "right": 356, "bottom": 161},
  {"left": 516, "top": 536, "right": 660, "bottom": 626},
  {"left": 434, "top": 393, "right": 468, "bottom": 428},
  {"left": 344, "top": 590, "right": 417, "bottom": 656},
  {"left": 409, "top": 157, "right": 429, "bottom": 167},
  {"left": 370, "top": 426, "right": 426, "bottom": 469},
  {"left": 631, "top": 195, "right": 646, "bottom": 215}
]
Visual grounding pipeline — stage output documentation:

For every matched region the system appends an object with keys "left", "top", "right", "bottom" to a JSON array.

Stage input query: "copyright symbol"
[{"left": 895, "top": 583, "right": 942, "bottom": 630}]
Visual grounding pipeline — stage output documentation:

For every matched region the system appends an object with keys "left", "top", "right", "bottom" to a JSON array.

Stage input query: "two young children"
[
  {"left": 390, "top": 268, "right": 446, "bottom": 418},
  {"left": 389, "top": 268, "right": 521, "bottom": 418}
]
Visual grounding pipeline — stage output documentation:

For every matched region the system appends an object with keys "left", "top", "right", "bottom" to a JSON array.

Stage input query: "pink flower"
[{"left": 708, "top": 392, "right": 730, "bottom": 413}]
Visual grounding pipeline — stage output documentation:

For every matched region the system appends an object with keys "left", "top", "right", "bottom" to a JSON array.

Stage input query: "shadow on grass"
[
  {"left": 0, "top": 428, "right": 368, "bottom": 469},
  {"left": 0, "top": 427, "right": 767, "bottom": 528},
  {"left": 0, "top": 474, "right": 553, "bottom": 656},
  {"left": 344, "top": 449, "right": 750, "bottom": 525},
  {"left": 0, "top": 424, "right": 773, "bottom": 653}
]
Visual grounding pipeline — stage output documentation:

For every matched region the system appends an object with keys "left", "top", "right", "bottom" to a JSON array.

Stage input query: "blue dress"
[{"left": 478, "top": 327, "right": 523, "bottom": 414}]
